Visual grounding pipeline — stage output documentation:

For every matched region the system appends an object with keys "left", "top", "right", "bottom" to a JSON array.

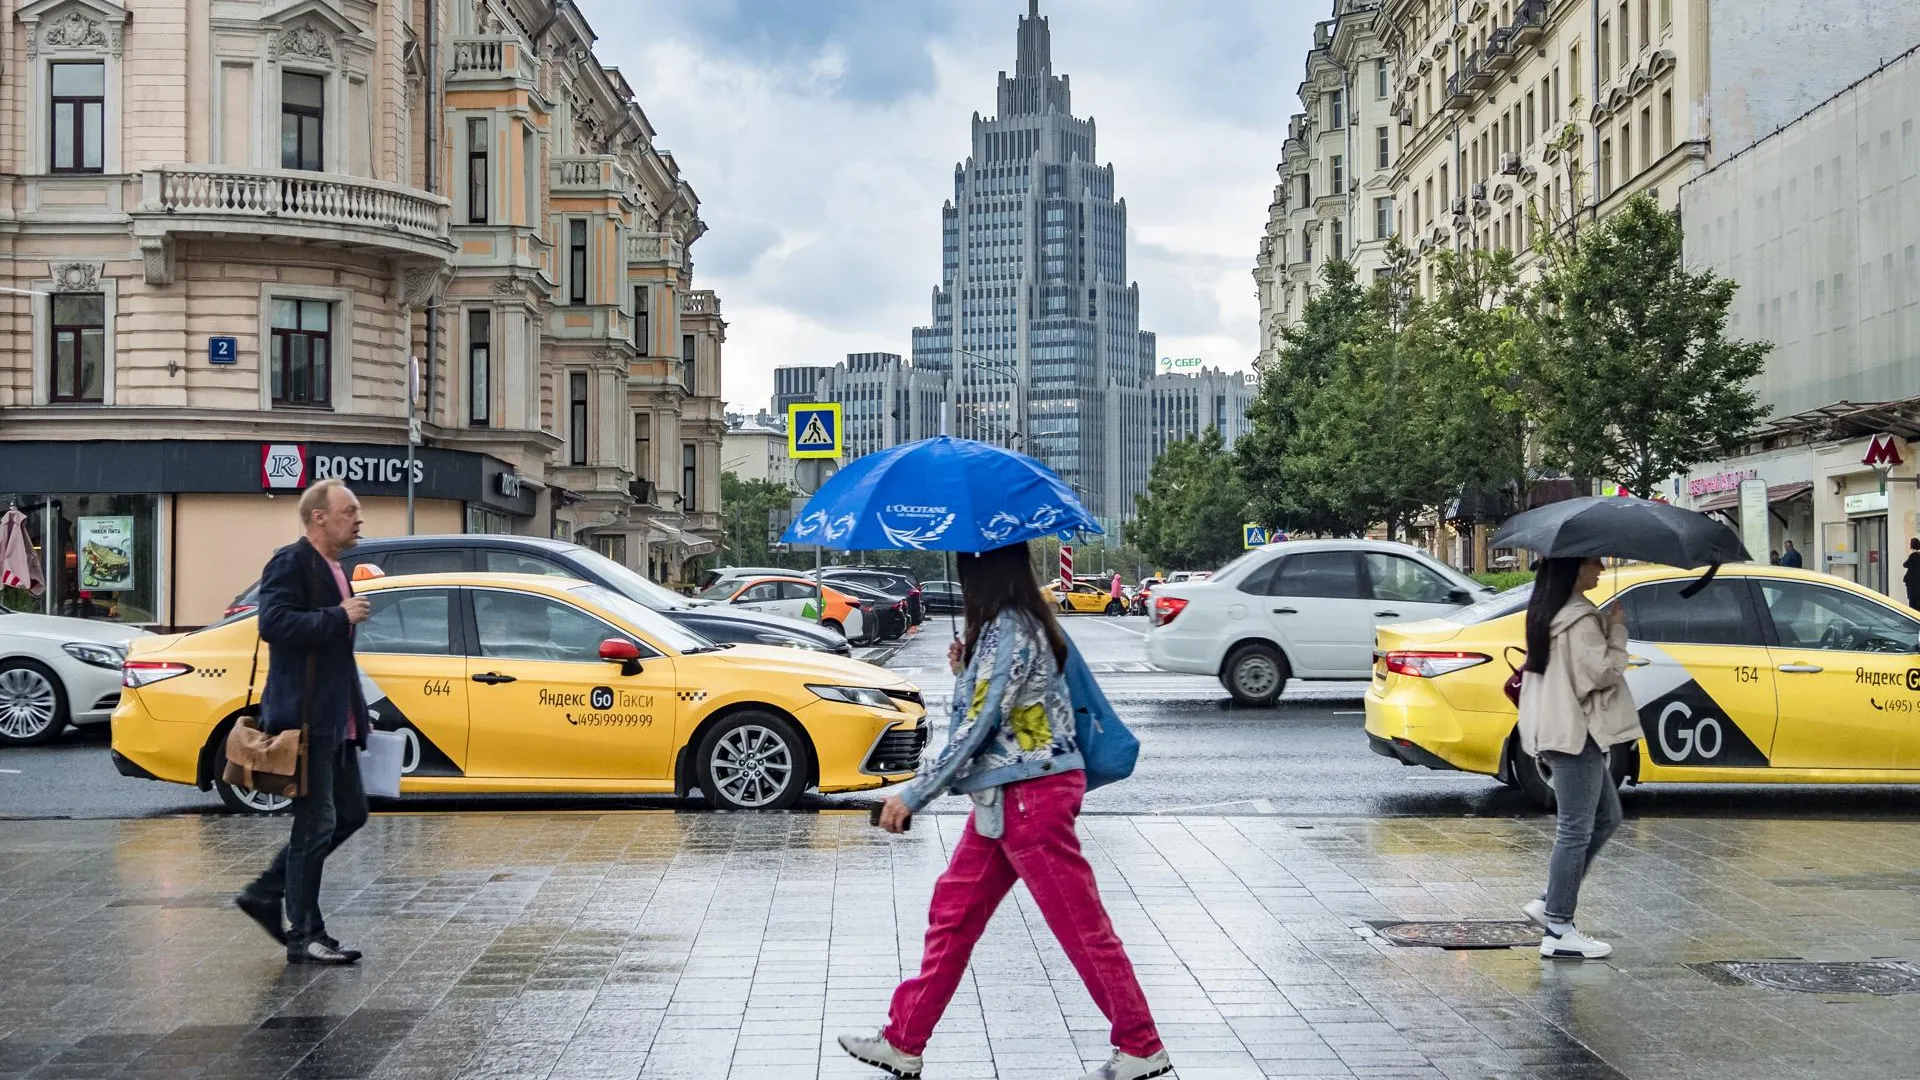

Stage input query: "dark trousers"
[{"left": 249, "top": 738, "right": 367, "bottom": 945}]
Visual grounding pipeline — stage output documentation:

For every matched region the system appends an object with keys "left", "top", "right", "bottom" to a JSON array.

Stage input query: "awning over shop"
[
  {"left": 645, "top": 521, "right": 716, "bottom": 556},
  {"left": 1694, "top": 481, "right": 1813, "bottom": 514}
]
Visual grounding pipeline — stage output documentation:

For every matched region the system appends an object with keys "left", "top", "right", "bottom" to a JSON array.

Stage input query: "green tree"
[
  {"left": 1127, "top": 426, "right": 1248, "bottom": 571},
  {"left": 1527, "top": 193, "right": 1770, "bottom": 497},
  {"left": 718, "top": 472, "right": 800, "bottom": 568}
]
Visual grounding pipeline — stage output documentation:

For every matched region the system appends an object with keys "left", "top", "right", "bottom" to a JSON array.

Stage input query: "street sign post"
[
  {"left": 787, "top": 403, "right": 842, "bottom": 459},
  {"left": 1243, "top": 523, "right": 1271, "bottom": 548}
]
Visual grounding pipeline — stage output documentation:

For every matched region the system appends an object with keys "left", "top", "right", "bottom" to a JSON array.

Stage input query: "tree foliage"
[
  {"left": 1127, "top": 426, "right": 1248, "bottom": 571},
  {"left": 719, "top": 472, "right": 803, "bottom": 569},
  {"left": 1527, "top": 194, "right": 1770, "bottom": 497}
]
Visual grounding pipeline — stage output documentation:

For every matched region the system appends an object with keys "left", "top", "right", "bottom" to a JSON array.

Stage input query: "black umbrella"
[{"left": 1490, "top": 495, "right": 1751, "bottom": 568}]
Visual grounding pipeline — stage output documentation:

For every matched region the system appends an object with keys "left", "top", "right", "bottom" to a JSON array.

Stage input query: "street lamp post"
[{"left": 950, "top": 347, "right": 1024, "bottom": 449}]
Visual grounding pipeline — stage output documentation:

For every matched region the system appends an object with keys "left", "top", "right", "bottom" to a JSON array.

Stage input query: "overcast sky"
[{"left": 579, "top": 0, "right": 1324, "bottom": 415}]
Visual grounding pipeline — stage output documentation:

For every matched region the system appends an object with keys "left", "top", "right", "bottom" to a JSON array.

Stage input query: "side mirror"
[
  {"left": 599, "top": 638, "right": 643, "bottom": 676},
  {"left": 1447, "top": 588, "right": 1475, "bottom": 604}
]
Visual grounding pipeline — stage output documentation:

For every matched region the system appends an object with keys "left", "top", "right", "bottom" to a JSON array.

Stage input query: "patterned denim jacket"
[{"left": 897, "top": 610, "right": 1084, "bottom": 823}]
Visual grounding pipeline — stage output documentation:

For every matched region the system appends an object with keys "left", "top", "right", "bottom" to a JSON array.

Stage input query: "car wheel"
[
  {"left": 698, "top": 711, "right": 810, "bottom": 811},
  {"left": 822, "top": 618, "right": 845, "bottom": 639},
  {"left": 1511, "top": 740, "right": 1624, "bottom": 812},
  {"left": 214, "top": 774, "right": 295, "bottom": 815},
  {"left": 1223, "top": 644, "right": 1288, "bottom": 708},
  {"left": 1105, "top": 601, "right": 1124, "bottom": 616},
  {"left": 0, "top": 660, "right": 68, "bottom": 746}
]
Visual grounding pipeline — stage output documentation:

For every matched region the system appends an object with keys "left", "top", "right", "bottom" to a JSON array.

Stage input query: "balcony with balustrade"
[
  {"left": 131, "top": 165, "right": 452, "bottom": 282},
  {"left": 627, "top": 232, "right": 683, "bottom": 270},
  {"left": 447, "top": 34, "right": 538, "bottom": 85},
  {"left": 551, "top": 156, "right": 634, "bottom": 198}
]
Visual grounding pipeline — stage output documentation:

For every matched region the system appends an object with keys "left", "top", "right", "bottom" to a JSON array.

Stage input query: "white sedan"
[
  {"left": 1146, "top": 539, "right": 1489, "bottom": 706},
  {"left": 0, "top": 605, "right": 147, "bottom": 745}
]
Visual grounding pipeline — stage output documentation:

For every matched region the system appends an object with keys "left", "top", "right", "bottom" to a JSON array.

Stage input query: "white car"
[
  {"left": 0, "top": 605, "right": 149, "bottom": 745},
  {"left": 1146, "top": 539, "right": 1490, "bottom": 706}
]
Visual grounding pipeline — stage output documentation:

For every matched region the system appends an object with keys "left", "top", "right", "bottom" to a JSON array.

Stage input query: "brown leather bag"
[{"left": 222, "top": 633, "right": 316, "bottom": 798}]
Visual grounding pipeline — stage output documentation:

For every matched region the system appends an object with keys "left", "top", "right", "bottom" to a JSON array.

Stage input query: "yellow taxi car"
[
  {"left": 110, "top": 573, "right": 926, "bottom": 814},
  {"left": 1366, "top": 564, "right": 1920, "bottom": 808},
  {"left": 1049, "top": 580, "right": 1126, "bottom": 616}
]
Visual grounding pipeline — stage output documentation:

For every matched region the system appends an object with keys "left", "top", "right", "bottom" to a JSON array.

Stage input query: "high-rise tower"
[{"left": 911, "top": 1, "right": 1155, "bottom": 527}]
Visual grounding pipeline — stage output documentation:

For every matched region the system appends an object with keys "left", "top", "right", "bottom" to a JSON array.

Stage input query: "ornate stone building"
[{"left": 0, "top": 0, "right": 723, "bottom": 627}]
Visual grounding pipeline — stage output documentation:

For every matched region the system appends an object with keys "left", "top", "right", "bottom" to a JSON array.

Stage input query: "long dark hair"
[
  {"left": 1523, "top": 557, "right": 1586, "bottom": 674},
  {"left": 958, "top": 541, "right": 1069, "bottom": 671}
]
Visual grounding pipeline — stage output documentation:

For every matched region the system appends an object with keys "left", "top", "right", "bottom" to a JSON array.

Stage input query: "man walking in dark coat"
[{"left": 233, "top": 478, "right": 373, "bottom": 965}]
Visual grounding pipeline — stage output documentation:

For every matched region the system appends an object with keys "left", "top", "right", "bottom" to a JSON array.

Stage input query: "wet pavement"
[{"left": 7, "top": 809, "right": 1920, "bottom": 1079}]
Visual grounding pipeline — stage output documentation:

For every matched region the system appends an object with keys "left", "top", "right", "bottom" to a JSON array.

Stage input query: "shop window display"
[{"left": 0, "top": 493, "right": 157, "bottom": 624}]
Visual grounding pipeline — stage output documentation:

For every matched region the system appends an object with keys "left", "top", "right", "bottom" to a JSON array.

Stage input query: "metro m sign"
[
  {"left": 261, "top": 444, "right": 309, "bottom": 490},
  {"left": 1862, "top": 433, "right": 1904, "bottom": 469}
]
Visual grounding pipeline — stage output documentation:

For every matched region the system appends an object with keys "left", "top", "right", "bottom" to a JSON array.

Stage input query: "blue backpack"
[{"left": 1062, "top": 640, "right": 1139, "bottom": 790}]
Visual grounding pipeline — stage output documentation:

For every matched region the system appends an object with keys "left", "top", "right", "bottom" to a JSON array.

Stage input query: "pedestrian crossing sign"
[
  {"left": 1243, "top": 523, "right": 1270, "bottom": 548},
  {"left": 788, "top": 402, "right": 842, "bottom": 459}
]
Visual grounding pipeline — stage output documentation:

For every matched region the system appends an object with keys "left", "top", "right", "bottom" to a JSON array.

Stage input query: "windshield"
[
  {"left": 567, "top": 547, "right": 691, "bottom": 610},
  {"left": 569, "top": 583, "right": 714, "bottom": 653},
  {"left": 1446, "top": 583, "right": 1534, "bottom": 624},
  {"left": 695, "top": 578, "right": 742, "bottom": 601}
]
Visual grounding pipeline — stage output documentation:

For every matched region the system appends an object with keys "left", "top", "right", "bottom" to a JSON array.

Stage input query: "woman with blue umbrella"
[{"left": 794, "top": 438, "right": 1169, "bottom": 1080}]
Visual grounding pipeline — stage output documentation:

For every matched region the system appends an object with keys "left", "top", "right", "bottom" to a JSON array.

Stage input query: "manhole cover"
[
  {"left": 1693, "top": 960, "right": 1920, "bottom": 996},
  {"left": 1370, "top": 920, "right": 1544, "bottom": 949}
]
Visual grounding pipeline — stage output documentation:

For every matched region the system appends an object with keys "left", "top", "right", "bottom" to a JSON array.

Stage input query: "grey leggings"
[{"left": 1540, "top": 738, "right": 1621, "bottom": 923}]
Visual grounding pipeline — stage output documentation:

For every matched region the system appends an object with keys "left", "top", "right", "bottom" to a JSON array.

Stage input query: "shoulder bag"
[{"left": 1063, "top": 639, "right": 1139, "bottom": 790}]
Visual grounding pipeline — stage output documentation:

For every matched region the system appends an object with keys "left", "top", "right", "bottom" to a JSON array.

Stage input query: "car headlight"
[
  {"left": 757, "top": 633, "right": 831, "bottom": 651},
  {"left": 62, "top": 642, "right": 126, "bottom": 670},
  {"left": 807, "top": 684, "right": 900, "bottom": 711}
]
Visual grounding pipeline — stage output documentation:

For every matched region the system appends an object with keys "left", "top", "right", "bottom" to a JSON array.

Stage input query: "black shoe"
[
  {"left": 287, "top": 938, "right": 360, "bottom": 965},
  {"left": 317, "top": 935, "right": 362, "bottom": 963},
  {"left": 234, "top": 892, "right": 287, "bottom": 945}
]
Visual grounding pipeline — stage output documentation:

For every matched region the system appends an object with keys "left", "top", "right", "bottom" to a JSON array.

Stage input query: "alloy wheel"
[
  {"left": 235, "top": 786, "right": 294, "bottom": 814},
  {"left": 0, "top": 667, "right": 59, "bottom": 741},
  {"left": 709, "top": 724, "right": 795, "bottom": 808}
]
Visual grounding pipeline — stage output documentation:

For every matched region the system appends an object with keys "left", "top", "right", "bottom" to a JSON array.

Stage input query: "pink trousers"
[{"left": 885, "top": 769, "right": 1163, "bottom": 1058}]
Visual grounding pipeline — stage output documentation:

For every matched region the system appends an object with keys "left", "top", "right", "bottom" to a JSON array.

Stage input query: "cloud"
[{"left": 582, "top": 0, "right": 1325, "bottom": 413}]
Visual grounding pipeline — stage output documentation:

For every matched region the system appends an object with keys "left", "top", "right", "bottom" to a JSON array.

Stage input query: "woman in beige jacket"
[{"left": 1516, "top": 556, "right": 1640, "bottom": 959}]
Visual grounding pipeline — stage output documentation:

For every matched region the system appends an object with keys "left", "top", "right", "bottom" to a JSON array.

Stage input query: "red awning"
[{"left": 1694, "top": 481, "right": 1813, "bottom": 514}]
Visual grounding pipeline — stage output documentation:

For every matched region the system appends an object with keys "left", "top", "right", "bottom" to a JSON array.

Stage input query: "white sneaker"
[
  {"left": 1521, "top": 897, "right": 1549, "bottom": 929},
  {"left": 1539, "top": 926, "right": 1612, "bottom": 959},
  {"left": 837, "top": 1031, "right": 923, "bottom": 1078},
  {"left": 1082, "top": 1048, "right": 1174, "bottom": 1080}
]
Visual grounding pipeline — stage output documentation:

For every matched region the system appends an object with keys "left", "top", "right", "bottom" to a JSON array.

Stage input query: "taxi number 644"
[{"left": 422, "top": 678, "right": 454, "bottom": 697}]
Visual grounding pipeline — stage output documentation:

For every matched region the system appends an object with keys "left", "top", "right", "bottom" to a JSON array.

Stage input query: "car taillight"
[
  {"left": 224, "top": 602, "right": 255, "bottom": 618},
  {"left": 1152, "top": 596, "right": 1188, "bottom": 626},
  {"left": 123, "top": 661, "right": 193, "bottom": 688},
  {"left": 1382, "top": 651, "right": 1490, "bottom": 678}
]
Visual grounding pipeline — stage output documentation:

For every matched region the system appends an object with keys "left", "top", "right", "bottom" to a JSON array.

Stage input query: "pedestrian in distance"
[
  {"left": 1778, "top": 539, "right": 1803, "bottom": 568},
  {"left": 1515, "top": 556, "right": 1638, "bottom": 960},
  {"left": 1905, "top": 538, "right": 1920, "bottom": 611},
  {"left": 1110, "top": 570, "right": 1123, "bottom": 610},
  {"left": 233, "top": 478, "right": 374, "bottom": 966},
  {"left": 840, "top": 541, "right": 1170, "bottom": 1080},
  {"left": 1768, "top": 549, "right": 1781, "bottom": 565}
]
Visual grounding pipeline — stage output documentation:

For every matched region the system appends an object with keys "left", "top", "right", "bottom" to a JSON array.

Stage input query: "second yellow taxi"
[
  {"left": 1366, "top": 564, "right": 1920, "bottom": 807},
  {"left": 110, "top": 573, "right": 926, "bottom": 813}
]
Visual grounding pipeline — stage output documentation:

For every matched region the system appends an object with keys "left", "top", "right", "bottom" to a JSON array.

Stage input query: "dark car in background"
[
  {"left": 829, "top": 579, "right": 911, "bottom": 641},
  {"left": 822, "top": 568, "right": 924, "bottom": 625},
  {"left": 919, "top": 579, "right": 962, "bottom": 615},
  {"left": 224, "top": 535, "right": 853, "bottom": 656}
]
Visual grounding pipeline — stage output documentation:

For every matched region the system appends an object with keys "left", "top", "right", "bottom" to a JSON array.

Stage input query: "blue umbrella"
[{"left": 781, "top": 436, "right": 1101, "bottom": 552}]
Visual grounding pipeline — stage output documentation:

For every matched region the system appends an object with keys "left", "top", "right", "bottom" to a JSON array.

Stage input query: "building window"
[
  {"left": 467, "top": 308, "right": 490, "bottom": 426},
  {"left": 1375, "top": 58, "right": 1389, "bottom": 99},
  {"left": 1328, "top": 89, "right": 1345, "bottom": 129},
  {"left": 49, "top": 293, "right": 105, "bottom": 403},
  {"left": 270, "top": 299, "right": 331, "bottom": 407},
  {"left": 1661, "top": 89, "right": 1675, "bottom": 150},
  {"left": 49, "top": 62, "right": 104, "bottom": 174},
  {"left": 682, "top": 333, "right": 696, "bottom": 394},
  {"left": 1330, "top": 220, "right": 1345, "bottom": 261},
  {"left": 1330, "top": 155, "right": 1345, "bottom": 195},
  {"left": 1621, "top": 122, "right": 1632, "bottom": 176},
  {"left": 280, "top": 71, "right": 325, "bottom": 172},
  {"left": 1526, "top": 92, "right": 1537, "bottom": 146},
  {"left": 1375, "top": 197, "right": 1394, "bottom": 241},
  {"left": 1639, "top": 0, "right": 1651, "bottom": 51},
  {"left": 1598, "top": 23, "right": 1610, "bottom": 80},
  {"left": 568, "top": 219, "right": 588, "bottom": 304},
  {"left": 1640, "top": 106, "right": 1653, "bottom": 167},
  {"left": 568, "top": 372, "right": 588, "bottom": 465},
  {"left": 1375, "top": 126, "right": 1390, "bottom": 169},
  {"left": 682, "top": 444, "right": 697, "bottom": 512},
  {"left": 1599, "top": 138, "right": 1614, "bottom": 198},
  {"left": 466, "top": 117, "right": 488, "bottom": 224},
  {"left": 633, "top": 286, "right": 649, "bottom": 354},
  {"left": 1618, "top": 2, "right": 1630, "bottom": 66}
]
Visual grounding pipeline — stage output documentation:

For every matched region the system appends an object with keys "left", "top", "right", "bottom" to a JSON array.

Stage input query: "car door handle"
[
  {"left": 1272, "top": 607, "right": 1298, "bottom": 615},
  {"left": 1777, "top": 663, "right": 1824, "bottom": 674},
  {"left": 471, "top": 672, "right": 517, "bottom": 685},
  {"left": 1626, "top": 656, "right": 1651, "bottom": 668},
  {"left": 1374, "top": 610, "right": 1399, "bottom": 618}
]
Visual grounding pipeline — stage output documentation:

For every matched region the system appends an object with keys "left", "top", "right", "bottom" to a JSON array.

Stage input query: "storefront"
[
  {"left": 1814, "top": 433, "right": 1916, "bottom": 597},
  {"left": 0, "top": 439, "right": 536, "bottom": 628},
  {"left": 1676, "top": 455, "right": 1816, "bottom": 564}
]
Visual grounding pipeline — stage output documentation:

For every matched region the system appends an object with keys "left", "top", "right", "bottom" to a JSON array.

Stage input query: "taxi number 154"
[
  {"left": 1733, "top": 665, "right": 1762, "bottom": 684},
  {"left": 422, "top": 678, "right": 454, "bottom": 697}
]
